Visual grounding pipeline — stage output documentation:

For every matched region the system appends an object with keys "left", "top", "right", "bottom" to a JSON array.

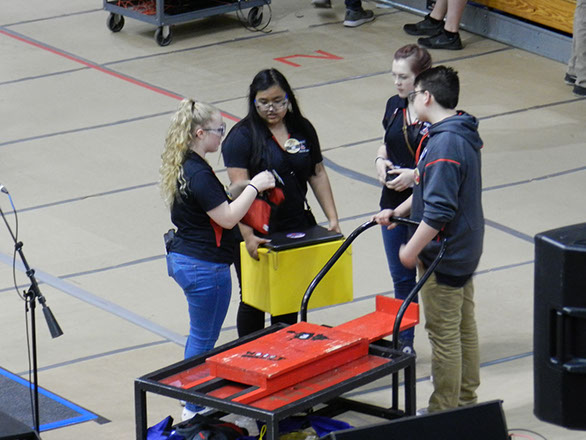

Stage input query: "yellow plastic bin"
[{"left": 241, "top": 239, "right": 353, "bottom": 316}]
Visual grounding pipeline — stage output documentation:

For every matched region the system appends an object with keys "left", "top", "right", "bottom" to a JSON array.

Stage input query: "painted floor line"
[
  {"left": 0, "top": 253, "right": 186, "bottom": 346},
  {"left": 345, "top": 351, "right": 534, "bottom": 398},
  {"left": 0, "top": 28, "right": 240, "bottom": 123},
  {"left": 0, "top": 367, "right": 103, "bottom": 431}
]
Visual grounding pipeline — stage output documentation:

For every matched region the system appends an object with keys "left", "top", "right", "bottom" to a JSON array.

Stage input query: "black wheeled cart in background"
[{"left": 104, "top": 0, "right": 270, "bottom": 46}]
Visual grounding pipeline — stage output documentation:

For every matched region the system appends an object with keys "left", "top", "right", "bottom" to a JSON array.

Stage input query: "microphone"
[{"left": 0, "top": 184, "right": 8, "bottom": 194}]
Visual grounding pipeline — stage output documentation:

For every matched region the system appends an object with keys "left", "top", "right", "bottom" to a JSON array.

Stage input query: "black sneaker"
[
  {"left": 418, "top": 29, "right": 463, "bottom": 50},
  {"left": 573, "top": 84, "right": 586, "bottom": 97},
  {"left": 403, "top": 14, "right": 444, "bottom": 36},
  {"left": 565, "top": 73, "right": 577, "bottom": 85},
  {"left": 311, "top": 0, "right": 332, "bottom": 8},
  {"left": 343, "top": 8, "right": 375, "bottom": 27}
]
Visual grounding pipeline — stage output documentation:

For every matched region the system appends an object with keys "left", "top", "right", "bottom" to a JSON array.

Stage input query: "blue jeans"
[
  {"left": 166, "top": 252, "right": 231, "bottom": 411},
  {"left": 381, "top": 224, "right": 417, "bottom": 342},
  {"left": 345, "top": 0, "right": 363, "bottom": 11}
]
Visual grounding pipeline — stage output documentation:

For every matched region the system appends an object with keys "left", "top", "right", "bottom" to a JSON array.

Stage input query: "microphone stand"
[{"left": 0, "top": 203, "right": 63, "bottom": 436}]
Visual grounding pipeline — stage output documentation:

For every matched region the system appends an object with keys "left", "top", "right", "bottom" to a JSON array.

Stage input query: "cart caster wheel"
[
  {"left": 248, "top": 7, "right": 263, "bottom": 27},
  {"left": 155, "top": 26, "right": 173, "bottom": 46},
  {"left": 107, "top": 13, "right": 124, "bottom": 32}
]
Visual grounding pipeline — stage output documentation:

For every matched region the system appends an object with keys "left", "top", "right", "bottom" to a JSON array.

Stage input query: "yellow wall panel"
[{"left": 473, "top": 0, "right": 576, "bottom": 33}]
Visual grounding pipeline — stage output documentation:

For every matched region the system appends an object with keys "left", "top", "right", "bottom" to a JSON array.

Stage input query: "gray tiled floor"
[{"left": 1, "top": 1, "right": 585, "bottom": 439}]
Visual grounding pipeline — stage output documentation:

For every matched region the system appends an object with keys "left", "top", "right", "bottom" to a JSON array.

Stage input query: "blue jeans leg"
[
  {"left": 381, "top": 224, "right": 417, "bottom": 341},
  {"left": 345, "top": 0, "right": 363, "bottom": 11},
  {"left": 166, "top": 252, "right": 231, "bottom": 411}
]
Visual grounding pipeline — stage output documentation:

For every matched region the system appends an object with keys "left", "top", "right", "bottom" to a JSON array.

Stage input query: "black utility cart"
[{"left": 104, "top": 0, "right": 270, "bottom": 46}]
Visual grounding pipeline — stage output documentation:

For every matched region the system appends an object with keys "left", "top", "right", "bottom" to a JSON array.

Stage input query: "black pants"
[{"left": 233, "top": 238, "right": 297, "bottom": 337}]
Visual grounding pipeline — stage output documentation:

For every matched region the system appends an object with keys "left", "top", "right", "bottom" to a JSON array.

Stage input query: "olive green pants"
[{"left": 420, "top": 271, "right": 480, "bottom": 412}]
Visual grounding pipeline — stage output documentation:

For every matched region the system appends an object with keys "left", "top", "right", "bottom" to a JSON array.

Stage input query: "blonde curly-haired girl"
[{"left": 160, "top": 99, "right": 274, "bottom": 421}]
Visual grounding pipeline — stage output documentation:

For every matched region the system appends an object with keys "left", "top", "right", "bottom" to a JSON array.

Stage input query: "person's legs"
[
  {"left": 420, "top": 272, "right": 464, "bottom": 412},
  {"left": 429, "top": 0, "right": 448, "bottom": 21},
  {"left": 183, "top": 264, "right": 231, "bottom": 358},
  {"left": 233, "top": 238, "right": 267, "bottom": 337},
  {"left": 167, "top": 253, "right": 231, "bottom": 412},
  {"left": 237, "top": 302, "right": 266, "bottom": 336},
  {"left": 343, "top": 0, "right": 375, "bottom": 27},
  {"left": 270, "top": 312, "right": 298, "bottom": 326},
  {"left": 443, "top": 0, "right": 467, "bottom": 32},
  {"left": 381, "top": 225, "right": 417, "bottom": 344},
  {"left": 567, "top": 33, "right": 578, "bottom": 83},
  {"left": 458, "top": 278, "right": 480, "bottom": 406},
  {"left": 570, "top": 0, "right": 586, "bottom": 95},
  {"left": 410, "top": 0, "right": 466, "bottom": 49},
  {"left": 344, "top": 0, "right": 362, "bottom": 10},
  {"left": 566, "top": 0, "right": 582, "bottom": 80},
  {"left": 403, "top": 0, "right": 446, "bottom": 36}
]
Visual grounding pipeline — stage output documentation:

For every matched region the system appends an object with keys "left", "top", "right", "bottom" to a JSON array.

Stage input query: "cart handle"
[
  {"left": 299, "top": 216, "right": 424, "bottom": 323},
  {"left": 390, "top": 234, "right": 446, "bottom": 350}
]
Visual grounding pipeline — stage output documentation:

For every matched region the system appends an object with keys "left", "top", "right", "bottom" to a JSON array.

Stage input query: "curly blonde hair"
[{"left": 159, "top": 99, "right": 217, "bottom": 207}]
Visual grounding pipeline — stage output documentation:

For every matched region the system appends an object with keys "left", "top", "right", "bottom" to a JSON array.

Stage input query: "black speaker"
[
  {"left": 534, "top": 222, "right": 586, "bottom": 430},
  {"left": 320, "top": 400, "right": 508, "bottom": 440}
]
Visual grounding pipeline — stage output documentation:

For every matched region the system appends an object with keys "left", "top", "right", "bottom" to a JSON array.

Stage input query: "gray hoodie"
[{"left": 411, "top": 112, "right": 484, "bottom": 277}]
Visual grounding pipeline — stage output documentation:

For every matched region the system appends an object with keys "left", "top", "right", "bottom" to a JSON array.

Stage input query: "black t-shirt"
[
  {"left": 380, "top": 95, "right": 429, "bottom": 209},
  {"left": 169, "top": 151, "right": 235, "bottom": 264},
  {"left": 222, "top": 120, "right": 323, "bottom": 232}
]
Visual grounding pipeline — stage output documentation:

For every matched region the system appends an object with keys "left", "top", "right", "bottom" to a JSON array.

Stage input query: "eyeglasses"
[
  {"left": 254, "top": 96, "right": 289, "bottom": 112},
  {"left": 407, "top": 89, "right": 426, "bottom": 103},
  {"left": 202, "top": 123, "right": 226, "bottom": 137}
]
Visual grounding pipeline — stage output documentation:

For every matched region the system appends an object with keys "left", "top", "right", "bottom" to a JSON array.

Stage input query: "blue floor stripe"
[{"left": 0, "top": 367, "right": 99, "bottom": 431}]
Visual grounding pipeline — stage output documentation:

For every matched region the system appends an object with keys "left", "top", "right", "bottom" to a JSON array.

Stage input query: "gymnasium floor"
[{"left": 1, "top": 0, "right": 585, "bottom": 439}]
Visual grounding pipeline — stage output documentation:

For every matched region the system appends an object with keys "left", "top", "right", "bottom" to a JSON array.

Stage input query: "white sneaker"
[{"left": 416, "top": 407, "right": 429, "bottom": 416}]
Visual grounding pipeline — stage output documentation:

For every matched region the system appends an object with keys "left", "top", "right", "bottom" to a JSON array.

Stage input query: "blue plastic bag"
[
  {"left": 307, "top": 415, "right": 352, "bottom": 437},
  {"left": 146, "top": 416, "right": 185, "bottom": 440}
]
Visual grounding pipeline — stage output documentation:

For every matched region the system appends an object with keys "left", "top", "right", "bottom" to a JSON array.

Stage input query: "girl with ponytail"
[{"left": 160, "top": 99, "right": 275, "bottom": 420}]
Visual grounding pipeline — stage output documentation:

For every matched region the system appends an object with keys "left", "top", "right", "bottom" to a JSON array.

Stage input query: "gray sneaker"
[
  {"left": 312, "top": 0, "right": 332, "bottom": 8},
  {"left": 343, "top": 8, "right": 375, "bottom": 27}
]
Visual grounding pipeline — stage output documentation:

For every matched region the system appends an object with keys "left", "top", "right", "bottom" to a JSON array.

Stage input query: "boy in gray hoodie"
[{"left": 374, "top": 66, "right": 484, "bottom": 413}]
